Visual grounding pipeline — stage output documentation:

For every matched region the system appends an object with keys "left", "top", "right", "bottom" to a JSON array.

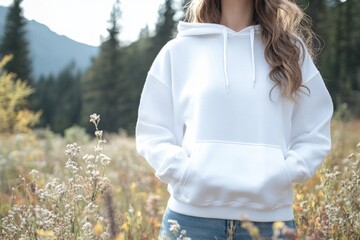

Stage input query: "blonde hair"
[{"left": 184, "top": 0, "right": 317, "bottom": 100}]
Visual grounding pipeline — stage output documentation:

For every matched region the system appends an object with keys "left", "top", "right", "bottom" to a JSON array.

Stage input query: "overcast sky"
[{"left": 0, "top": 0, "right": 183, "bottom": 46}]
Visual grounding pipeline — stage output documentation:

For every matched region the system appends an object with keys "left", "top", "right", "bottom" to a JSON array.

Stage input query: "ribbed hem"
[{"left": 167, "top": 196, "right": 294, "bottom": 222}]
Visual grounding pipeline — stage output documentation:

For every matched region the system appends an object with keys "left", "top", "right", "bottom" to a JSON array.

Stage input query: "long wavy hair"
[{"left": 184, "top": 0, "right": 317, "bottom": 100}]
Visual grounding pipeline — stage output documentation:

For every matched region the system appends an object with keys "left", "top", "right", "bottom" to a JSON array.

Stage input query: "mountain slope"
[{"left": 0, "top": 6, "right": 98, "bottom": 79}]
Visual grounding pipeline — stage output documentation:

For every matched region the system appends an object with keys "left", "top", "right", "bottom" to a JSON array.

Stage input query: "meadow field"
[{"left": 0, "top": 115, "right": 359, "bottom": 240}]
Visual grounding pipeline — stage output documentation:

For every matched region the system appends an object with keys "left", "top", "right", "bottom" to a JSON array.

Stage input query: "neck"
[{"left": 220, "top": 0, "right": 254, "bottom": 31}]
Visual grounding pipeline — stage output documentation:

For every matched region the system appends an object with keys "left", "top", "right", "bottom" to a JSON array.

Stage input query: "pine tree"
[
  {"left": 120, "top": 34, "right": 154, "bottom": 134},
  {"left": 81, "top": 0, "right": 124, "bottom": 133},
  {"left": 51, "top": 63, "right": 82, "bottom": 133},
  {"left": 33, "top": 63, "right": 82, "bottom": 133},
  {"left": 0, "top": 0, "right": 32, "bottom": 84},
  {"left": 152, "top": 0, "right": 177, "bottom": 53},
  {"left": 334, "top": 0, "right": 360, "bottom": 114},
  {"left": 33, "top": 74, "right": 55, "bottom": 127},
  {"left": 297, "top": 0, "right": 360, "bottom": 115}
]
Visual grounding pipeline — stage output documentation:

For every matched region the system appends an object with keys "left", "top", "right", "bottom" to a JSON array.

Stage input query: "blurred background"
[
  {"left": 0, "top": 1, "right": 359, "bottom": 239},
  {"left": 0, "top": 0, "right": 359, "bottom": 134}
]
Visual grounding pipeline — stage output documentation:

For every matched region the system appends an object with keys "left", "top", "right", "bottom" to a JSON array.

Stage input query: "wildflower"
[
  {"left": 93, "top": 222, "right": 104, "bottom": 236},
  {"left": 98, "top": 153, "right": 111, "bottom": 166},
  {"left": 65, "top": 143, "right": 81, "bottom": 158},
  {"left": 83, "top": 154, "right": 95, "bottom": 162},
  {"left": 128, "top": 205, "right": 134, "bottom": 214},
  {"left": 130, "top": 182, "right": 137, "bottom": 192},
  {"left": 99, "top": 177, "right": 111, "bottom": 193},
  {"left": 95, "top": 145, "right": 103, "bottom": 153},
  {"left": 81, "top": 220, "right": 93, "bottom": 238},
  {"left": 248, "top": 226, "right": 260, "bottom": 237},
  {"left": 29, "top": 169, "right": 40, "bottom": 180},
  {"left": 137, "top": 210, "right": 142, "bottom": 218},
  {"left": 90, "top": 113, "right": 100, "bottom": 125},
  {"left": 121, "top": 223, "right": 129, "bottom": 232},
  {"left": 241, "top": 221, "right": 260, "bottom": 239},
  {"left": 178, "top": 229, "right": 192, "bottom": 240},
  {"left": 65, "top": 159, "right": 80, "bottom": 172},
  {"left": 168, "top": 219, "right": 180, "bottom": 235},
  {"left": 273, "top": 221, "right": 285, "bottom": 230},
  {"left": 95, "top": 130, "right": 103, "bottom": 138},
  {"left": 74, "top": 195, "right": 85, "bottom": 202},
  {"left": 85, "top": 202, "right": 98, "bottom": 213}
]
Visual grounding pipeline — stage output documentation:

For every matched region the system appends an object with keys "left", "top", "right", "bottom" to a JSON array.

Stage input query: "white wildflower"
[
  {"left": 82, "top": 221, "right": 92, "bottom": 231},
  {"left": 65, "top": 159, "right": 79, "bottom": 172},
  {"left": 98, "top": 153, "right": 111, "bottom": 166},
  {"left": 90, "top": 113, "right": 100, "bottom": 124},
  {"left": 95, "top": 145, "right": 103, "bottom": 153},
  {"left": 168, "top": 219, "right": 180, "bottom": 235},
  {"left": 95, "top": 130, "right": 103, "bottom": 138},
  {"left": 29, "top": 169, "right": 40, "bottom": 180},
  {"left": 128, "top": 205, "right": 134, "bottom": 214},
  {"left": 74, "top": 195, "right": 85, "bottom": 202},
  {"left": 98, "top": 177, "right": 110, "bottom": 192},
  {"left": 88, "top": 169, "right": 100, "bottom": 178},
  {"left": 83, "top": 154, "right": 95, "bottom": 163},
  {"left": 65, "top": 143, "right": 81, "bottom": 158},
  {"left": 85, "top": 202, "right": 98, "bottom": 213}
]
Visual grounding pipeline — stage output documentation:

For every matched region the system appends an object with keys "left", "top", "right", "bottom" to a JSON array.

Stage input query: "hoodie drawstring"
[
  {"left": 222, "top": 28, "right": 230, "bottom": 93},
  {"left": 250, "top": 27, "right": 256, "bottom": 88},
  {"left": 221, "top": 26, "right": 256, "bottom": 92}
]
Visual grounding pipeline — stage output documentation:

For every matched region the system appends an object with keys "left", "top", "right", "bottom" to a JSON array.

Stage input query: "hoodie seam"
[
  {"left": 187, "top": 200, "right": 292, "bottom": 209},
  {"left": 177, "top": 21, "right": 261, "bottom": 34},
  {"left": 196, "top": 140, "right": 281, "bottom": 149},
  {"left": 303, "top": 70, "right": 320, "bottom": 84},
  {"left": 147, "top": 72, "right": 171, "bottom": 89}
]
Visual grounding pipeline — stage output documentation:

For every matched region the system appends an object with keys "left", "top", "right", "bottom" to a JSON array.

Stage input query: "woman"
[{"left": 136, "top": 0, "right": 333, "bottom": 239}]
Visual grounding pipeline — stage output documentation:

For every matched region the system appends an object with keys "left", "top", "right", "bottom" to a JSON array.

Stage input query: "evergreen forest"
[{"left": 1, "top": 0, "right": 359, "bottom": 135}]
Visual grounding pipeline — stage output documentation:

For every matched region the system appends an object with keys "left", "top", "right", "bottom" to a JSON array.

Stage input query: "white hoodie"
[{"left": 136, "top": 21, "right": 333, "bottom": 221}]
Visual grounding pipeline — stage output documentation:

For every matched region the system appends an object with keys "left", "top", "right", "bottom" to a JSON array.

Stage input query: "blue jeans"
[{"left": 159, "top": 208, "right": 297, "bottom": 240}]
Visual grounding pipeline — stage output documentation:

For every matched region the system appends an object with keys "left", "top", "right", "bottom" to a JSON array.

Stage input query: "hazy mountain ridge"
[{"left": 0, "top": 6, "right": 99, "bottom": 79}]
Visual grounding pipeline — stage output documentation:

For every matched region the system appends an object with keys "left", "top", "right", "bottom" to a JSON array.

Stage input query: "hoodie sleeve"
[
  {"left": 135, "top": 46, "right": 189, "bottom": 185},
  {"left": 285, "top": 44, "right": 334, "bottom": 184}
]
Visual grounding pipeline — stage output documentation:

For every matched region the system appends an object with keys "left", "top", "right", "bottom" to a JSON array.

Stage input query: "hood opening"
[{"left": 177, "top": 21, "right": 260, "bottom": 93}]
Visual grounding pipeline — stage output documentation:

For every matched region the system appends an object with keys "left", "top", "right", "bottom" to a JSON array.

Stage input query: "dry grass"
[{"left": 0, "top": 118, "right": 359, "bottom": 239}]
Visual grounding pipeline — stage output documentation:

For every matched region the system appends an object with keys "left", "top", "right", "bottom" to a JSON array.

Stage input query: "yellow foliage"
[{"left": 0, "top": 55, "right": 41, "bottom": 133}]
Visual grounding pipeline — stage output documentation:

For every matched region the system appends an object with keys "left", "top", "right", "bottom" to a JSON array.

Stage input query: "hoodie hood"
[{"left": 177, "top": 21, "right": 261, "bottom": 92}]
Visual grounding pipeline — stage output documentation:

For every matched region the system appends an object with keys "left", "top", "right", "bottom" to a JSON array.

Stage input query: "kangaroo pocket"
[{"left": 176, "top": 141, "right": 292, "bottom": 209}]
